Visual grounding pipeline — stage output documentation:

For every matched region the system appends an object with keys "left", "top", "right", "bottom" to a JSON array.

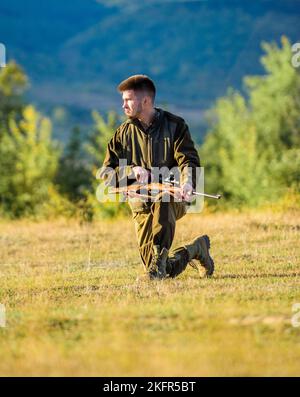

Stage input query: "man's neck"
[{"left": 138, "top": 108, "right": 156, "bottom": 128}]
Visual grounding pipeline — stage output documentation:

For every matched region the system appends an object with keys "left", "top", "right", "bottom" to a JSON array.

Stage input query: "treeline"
[
  {"left": 0, "top": 62, "right": 129, "bottom": 220},
  {"left": 0, "top": 37, "right": 299, "bottom": 219},
  {"left": 201, "top": 37, "right": 300, "bottom": 209}
]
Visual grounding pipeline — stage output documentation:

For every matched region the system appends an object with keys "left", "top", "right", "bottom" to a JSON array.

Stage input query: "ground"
[{"left": 0, "top": 209, "right": 299, "bottom": 376}]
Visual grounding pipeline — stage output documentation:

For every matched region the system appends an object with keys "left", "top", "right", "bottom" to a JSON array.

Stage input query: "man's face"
[{"left": 122, "top": 90, "right": 143, "bottom": 118}]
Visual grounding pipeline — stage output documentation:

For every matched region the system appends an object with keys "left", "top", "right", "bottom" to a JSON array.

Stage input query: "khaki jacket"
[{"left": 100, "top": 108, "right": 200, "bottom": 212}]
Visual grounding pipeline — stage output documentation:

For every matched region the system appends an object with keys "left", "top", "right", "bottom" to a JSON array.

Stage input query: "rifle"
[{"left": 109, "top": 179, "right": 221, "bottom": 201}]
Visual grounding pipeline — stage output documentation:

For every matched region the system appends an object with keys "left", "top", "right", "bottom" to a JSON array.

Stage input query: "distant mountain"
[{"left": 1, "top": 0, "right": 300, "bottom": 140}]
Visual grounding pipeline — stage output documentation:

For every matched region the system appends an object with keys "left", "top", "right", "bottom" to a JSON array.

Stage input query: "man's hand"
[
  {"left": 132, "top": 166, "right": 150, "bottom": 184},
  {"left": 181, "top": 183, "right": 194, "bottom": 202}
]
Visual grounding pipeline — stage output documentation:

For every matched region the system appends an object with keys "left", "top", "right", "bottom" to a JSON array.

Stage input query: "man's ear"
[
  {"left": 142, "top": 96, "right": 148, "bottom": 107},
  {"left": 145, "top": 95, "right": 152, "bottom": 106}
]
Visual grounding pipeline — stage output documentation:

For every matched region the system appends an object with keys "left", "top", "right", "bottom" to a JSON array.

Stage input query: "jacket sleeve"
[
  {"left": 98, "top": 129, "right": 134, "bottom": 187},
  {"left": 174, "top": 122, "right": 201, "bottom": 189}
]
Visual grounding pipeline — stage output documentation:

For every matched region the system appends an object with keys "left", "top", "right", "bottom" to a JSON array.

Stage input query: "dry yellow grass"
[{"left": 0, "top": 209, "right": 300, "bottom": 376}]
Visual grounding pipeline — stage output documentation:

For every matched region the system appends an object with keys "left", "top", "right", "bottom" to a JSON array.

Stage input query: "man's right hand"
[{"left": 132, "top": 166, "right": 150, "bottom": 184}]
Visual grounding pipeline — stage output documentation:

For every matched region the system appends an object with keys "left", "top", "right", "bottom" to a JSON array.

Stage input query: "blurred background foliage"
[
  {"left": 0, "top": 37, "right": 299, "bottom": 219},
  {"left": 201, "top": 37, "right": 300, "bottom": 209}
]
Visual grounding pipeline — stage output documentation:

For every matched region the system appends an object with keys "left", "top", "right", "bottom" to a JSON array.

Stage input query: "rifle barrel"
[
  {"left": 164, "top": 179, "right": 221, "bottom": 200},
  {"left": 192, "top": 191, "right": 222, "bottom": 199}
]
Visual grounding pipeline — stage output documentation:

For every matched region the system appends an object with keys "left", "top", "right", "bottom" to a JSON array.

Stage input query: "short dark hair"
[{"left": 118, "top": 74, "right": 156, "bottom": 101}]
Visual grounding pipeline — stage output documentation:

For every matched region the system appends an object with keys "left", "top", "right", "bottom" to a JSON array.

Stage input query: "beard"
[{"left": 128, "top": 102, "right": 143, "bottom": 119}]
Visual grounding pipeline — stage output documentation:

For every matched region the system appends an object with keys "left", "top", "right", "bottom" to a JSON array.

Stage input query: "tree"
[
  {"left": 85, "top": 110, "right": 120, "bottom": 166},
  {"left": 0, "top": 61, "right": 28, "bottom": 130},
  {"left": 55, "top": 126, "right": 91, "bottom": 201},
  {"left": 0, "top": 105, "right": 60, "bottom": 217},
  {"left": 82, "top": 110, "right": 130, "bottom": 219},
  {"left": 200, "top": 37, "right": 300, "bottom": 208}
]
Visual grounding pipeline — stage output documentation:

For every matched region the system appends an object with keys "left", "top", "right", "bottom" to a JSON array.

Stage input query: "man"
[{"left": 99, "top": 75, "right": 214, "bottom": 280}]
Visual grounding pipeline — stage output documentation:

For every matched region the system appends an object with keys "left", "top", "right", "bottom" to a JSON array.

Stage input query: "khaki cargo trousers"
[{"left": 132, "top": 199, "right": 191, "bottom": 278}]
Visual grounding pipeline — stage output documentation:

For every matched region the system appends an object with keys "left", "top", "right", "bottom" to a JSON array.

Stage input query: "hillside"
[{"left": 1, "top": 0, "right": 300, "bottom": 138}]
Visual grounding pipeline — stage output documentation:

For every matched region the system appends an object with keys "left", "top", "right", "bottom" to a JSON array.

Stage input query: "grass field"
[{"left": 0, "top": 209, "right": 300, "bottom": 376}]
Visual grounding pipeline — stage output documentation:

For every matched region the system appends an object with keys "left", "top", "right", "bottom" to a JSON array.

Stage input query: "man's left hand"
[{"left": 181, "top": 183, "right": 194, "bottom": 202}]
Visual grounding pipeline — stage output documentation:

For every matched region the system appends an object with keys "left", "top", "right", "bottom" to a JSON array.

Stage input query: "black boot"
[
  {"left": 148, "top": 245, "right": 169, "bottom": 280},
  {"left": 184, "top": 235, "right": 214, "bottom": 276}
]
